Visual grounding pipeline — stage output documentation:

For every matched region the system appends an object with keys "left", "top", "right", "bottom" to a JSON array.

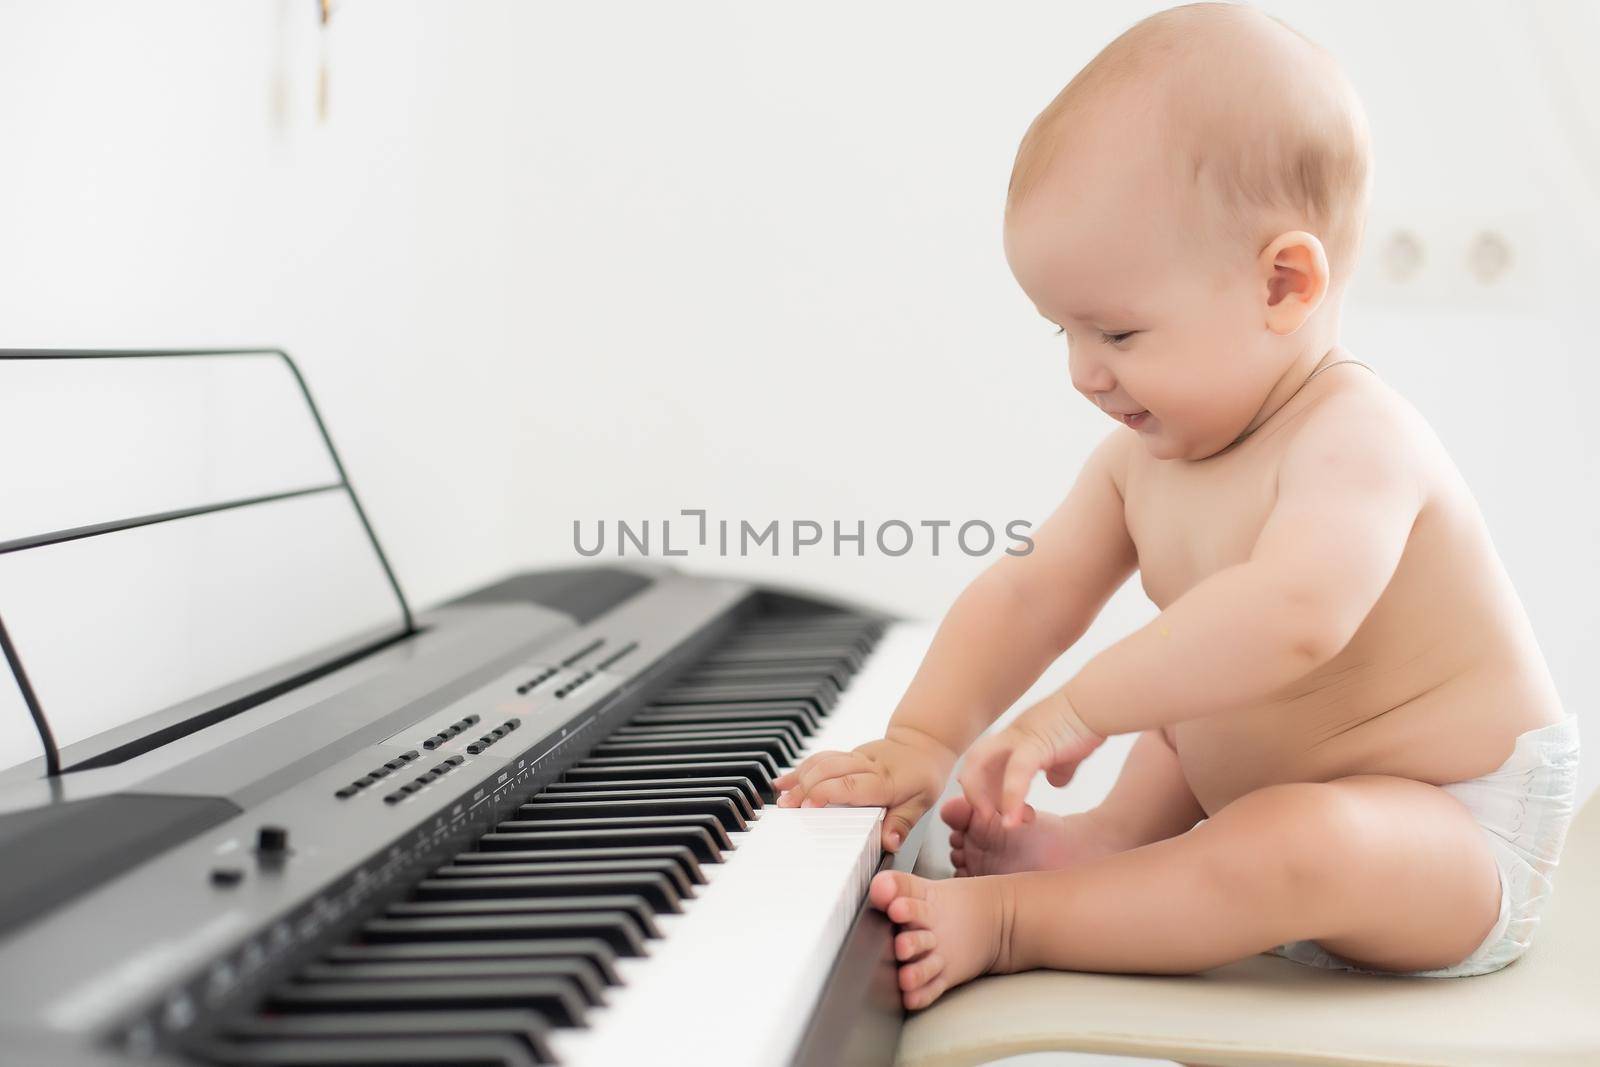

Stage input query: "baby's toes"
[
  {"left": 940, "top": 795, "right": 975, "bottom": 833},
  {"left": 950, "top": 848, "right": 967, "bottom": 872},
  {"left": 868, "top": 869, "right": 927, "bottom": 909},
  {"left": 898, "top": 951, "right": 945, "bottom": 992},
  {"left": 895, "top": 929, "right": 937, "bottom": 961},
  {"left": 886, "top": 895, "right": 934, "bottom": 928},
  {"left": 963, "top": 806, "right": 1006, "bottom": 848},
  {"left": 904, "top": 975, "right": 950, "bottom": 1011}
]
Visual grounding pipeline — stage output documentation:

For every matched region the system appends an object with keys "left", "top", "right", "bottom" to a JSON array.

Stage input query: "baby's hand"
[
  {"left": 957, "top": 691, "right": 1104, "bottom": 828},
  {"left": 774, "top": 727, "right": 955, "bottom": 853}
]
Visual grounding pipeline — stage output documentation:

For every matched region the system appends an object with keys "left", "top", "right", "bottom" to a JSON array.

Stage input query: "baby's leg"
[
  {"left": 876, "top": 774, "right": 1500, "bottom": 1009},
  {"left": 946, "top": 728, "right": 1205, "bottom": 876}
]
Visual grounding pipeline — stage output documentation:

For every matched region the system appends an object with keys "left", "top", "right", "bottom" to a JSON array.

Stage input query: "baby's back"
[{"left": 1115, "top": 362, "right": 1564, "bottom": 814}]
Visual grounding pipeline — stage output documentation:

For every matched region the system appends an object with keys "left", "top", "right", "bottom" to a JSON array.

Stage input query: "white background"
[{"left": 1, "top": 1, "right": 1596, "bottom": 817}]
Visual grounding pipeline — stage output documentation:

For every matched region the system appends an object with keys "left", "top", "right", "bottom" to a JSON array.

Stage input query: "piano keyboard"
[{"left": 191, "top": 612, "right": 934, "bottom": 1067}]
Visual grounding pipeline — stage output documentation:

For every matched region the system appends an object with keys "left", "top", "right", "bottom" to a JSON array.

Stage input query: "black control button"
[
  {"left": 372, "top": 767, "right": 391, "bottom": 779},
  {"left": 402, "top": 750, "right": 419, "bottom": 761},
  {"left": 448, "top": 755, "right": 465, "bottom": 766},
  {"left": 466, "top": 743, "right": 485, "bottom": 755},
  {"left": 211, "top": 867, "right": 244, "bottom": 887},
  {"left": 422, "top": 739, "right": 439, "bottom": 750},
  {"left": 359, "top": 774, "right": 379, "bottom": 786},
  {"left": 335, "top": 786, "right": 358, "bottom": 799},
  {"left": 464, "top": 714, "right": 480, "bottom": 725},
  {"left": 256, "top": 826, "right": 289, "bottom": 853},
  {"left": 505, "top": 718, "right": 521, "bottom": 730},
  {"left": 384, "top": 759, "right": 404, "bottom": 770},
  {"left": 384, "top": 793, "right": 406, "bottom": 804},
  {"left": 401, "top": 782, "right": 422, "bottom": 794}
]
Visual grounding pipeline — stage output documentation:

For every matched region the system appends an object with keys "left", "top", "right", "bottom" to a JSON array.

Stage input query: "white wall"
[{"left": 2, "top": 1, "right": 1596, "bottom": 797}]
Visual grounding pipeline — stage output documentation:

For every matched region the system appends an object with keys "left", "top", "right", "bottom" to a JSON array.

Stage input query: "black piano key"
[
  {"left": 679, "top": 663, "right": 851, "bottom": 690},
  {"left": 704, "top": 643, "right": 867, "bottom": 672},
  {"left": 697, "top": 649, "right": 859, "bottom": 673},
  {"left": 612, "top": 718, "right": 808, "bottom": 742},
  {"left": 447, "top": 845, "right": 704, "bottom": 887},
  {"left": 714, "top": 618, "right": 866, "bottom": 636},
  {"left": 416, "top": 870, "right": 684, "bottom": 915},
  {"left": 634, "top": 704, "right": 821, "bottom": 731},
  {"left": 389, "top": 896, "right": 660, "bottom": 940},
  {"left": 323, "top": 940, "right": 618, "bottom": 984},
  {"left": 694, "top": 646, "right": 857, "bottom": 671},
  {"left": 435, "top": 853, "right": 693, "bottom": 886},
  {"left": 496, "top": 813, "right": 733, "bottom": 853},
  {"left": 267, "top": 977, "right": 588, "bottom": 1028},
  {"left": 480, "top": 824, "right": 724, "bottom": 865},
  {"left": 513, "top": 797, "right": 747, "bottom": 833},
  {"left": 195, "top": 1034, "right": 540, "bottom": 1067},
  {"left": 589, "top": 735, "right": 796, "bottom": 766},
  {"left": 651, "top": 680, "right": 837, "bottom": 715},
  {"left": 543, "top": 775, "right": 763, "bottom": 809},
  {"left": 360, "top": 915, "right": 644, "bottom": 962},
  {"left": 577, "top": 749, "right": 782, "bottom": 779},
  {"left": 218, "top": 1011, "right": 553, "bottom": 1064},
  {"left": 473, "top": 825, "right": 726, "bottom": 870},
  {"left": 562, "top": 761, "right": 777, "bottom": 802},
  {"left": 607, "top": 723, "right": 807, "bottom": 755},
  {"left": 448, "top": 844, "right": 704, "bottom": 889},
  {"left": 297, "top": 957, "right": 607, "bottom": 1006},
  {"left": 526, "top": 784, "right": 756, "bottom": 820},
  {"left": 719, "top": 635, "right": 873, "bottom": 659},
  {"left": 737, "top": 614, "right": 880, "bottom": 635}
]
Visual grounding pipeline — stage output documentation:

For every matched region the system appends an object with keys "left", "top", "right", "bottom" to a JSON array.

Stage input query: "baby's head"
[{"left": 1003, "top": 3, "right": 1370, "bottom": 460}]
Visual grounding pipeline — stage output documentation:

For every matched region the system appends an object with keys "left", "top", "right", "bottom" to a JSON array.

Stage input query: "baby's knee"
[{"left": 1203, "top": 782, "right": 1368, "bottom": 907}]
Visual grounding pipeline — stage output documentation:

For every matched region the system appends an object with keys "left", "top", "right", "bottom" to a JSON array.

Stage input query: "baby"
[{"left": 773, "top": 2, "right": 1581, "bottom": 1009}]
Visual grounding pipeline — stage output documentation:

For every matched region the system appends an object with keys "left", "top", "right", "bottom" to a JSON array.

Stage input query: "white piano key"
[{"left": 551, "top": 622, "right": 933, "bottom": 1067}]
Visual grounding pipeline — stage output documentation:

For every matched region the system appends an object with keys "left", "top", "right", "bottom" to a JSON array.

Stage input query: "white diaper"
[{"left": 1271, "top": 715, "right": 1582, "bottom": 978}]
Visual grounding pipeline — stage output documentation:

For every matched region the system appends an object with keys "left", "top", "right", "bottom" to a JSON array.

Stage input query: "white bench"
[{"left": 897, "top": 792, "right": 1599, "bottom": 1066}]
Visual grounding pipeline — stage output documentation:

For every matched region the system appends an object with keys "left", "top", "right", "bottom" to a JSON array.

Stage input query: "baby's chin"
[
  {"left": 1130, "top": 419, "right": 1209, "bottom": 462},
  {"left": 1126, "top": 414, "right": 1243, "bottom": 462}
]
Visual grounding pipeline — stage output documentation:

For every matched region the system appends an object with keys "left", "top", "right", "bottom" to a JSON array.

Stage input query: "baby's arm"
[
  {"left": 775, "top": 429, "right": 1139, "bottom": 850},
  {"left": 966, "top": 399, "right": 1425, "bottom": 822}
]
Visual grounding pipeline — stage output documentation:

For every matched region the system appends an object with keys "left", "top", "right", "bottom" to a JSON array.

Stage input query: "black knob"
[
  {"left": 210, "top": 867, "right": 244, "bottom": 887},
  {"left": 256, "top": 825, "right": 289, "bottom": 853}
]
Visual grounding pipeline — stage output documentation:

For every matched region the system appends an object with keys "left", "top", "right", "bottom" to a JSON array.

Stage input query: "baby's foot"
[
  {"left": 869, "top": 869, "right": 1016, "bottom": 1009},
  {"left": 941, "top": 796, "right": 1125, "bottom": 876}
]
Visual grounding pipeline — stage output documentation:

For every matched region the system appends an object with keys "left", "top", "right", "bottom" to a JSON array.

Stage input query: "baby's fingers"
[
  {"left": 803, "top": 771, "right": 892, "bottom": 809},
  {"left": 772, "top": 757, "right": 818, "bottom": 791},
  {"left": 999, "top": 745, "right": 1045, "bottom": 827},
  {"left": 776, "top": 750, "right": 864, "bottom": 807},
  {"left": 773, "top": 749, "right": 850, "bottom": 791},
  {"left": 956, "top": 739, "right": 1010, "bottom": 818}
]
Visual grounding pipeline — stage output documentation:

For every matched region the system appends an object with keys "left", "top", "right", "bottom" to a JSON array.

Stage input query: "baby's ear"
[{"left": 1258, "top": 230, "right": 1329, "bottom": 335}]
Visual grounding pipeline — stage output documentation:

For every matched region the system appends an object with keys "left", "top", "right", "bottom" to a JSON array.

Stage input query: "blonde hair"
[{"left": 1006, "top": 3, "right": 1371, "bottom": 282}]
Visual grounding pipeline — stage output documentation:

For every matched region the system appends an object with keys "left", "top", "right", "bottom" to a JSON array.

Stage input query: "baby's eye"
[{"left": 1100, "top": 331, "right": 1136, "bottom": 347}]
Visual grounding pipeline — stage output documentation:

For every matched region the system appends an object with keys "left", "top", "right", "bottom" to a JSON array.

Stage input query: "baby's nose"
[
  {"left": 1071, "top": 371, "right": 1115, "bottom": 398},
  {"left": 1069, "top": 351, "right": 1116, "bottom": 397}
]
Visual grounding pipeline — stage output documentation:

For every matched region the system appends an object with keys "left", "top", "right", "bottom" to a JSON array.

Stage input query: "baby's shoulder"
[{"left": 1277, "top": 372, "right": 1440, "bottom": 488}]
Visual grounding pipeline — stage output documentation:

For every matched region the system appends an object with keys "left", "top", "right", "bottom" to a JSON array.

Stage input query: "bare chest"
[{"left": 1122, "top": 445, "right": 1281, "bottom": 608}]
